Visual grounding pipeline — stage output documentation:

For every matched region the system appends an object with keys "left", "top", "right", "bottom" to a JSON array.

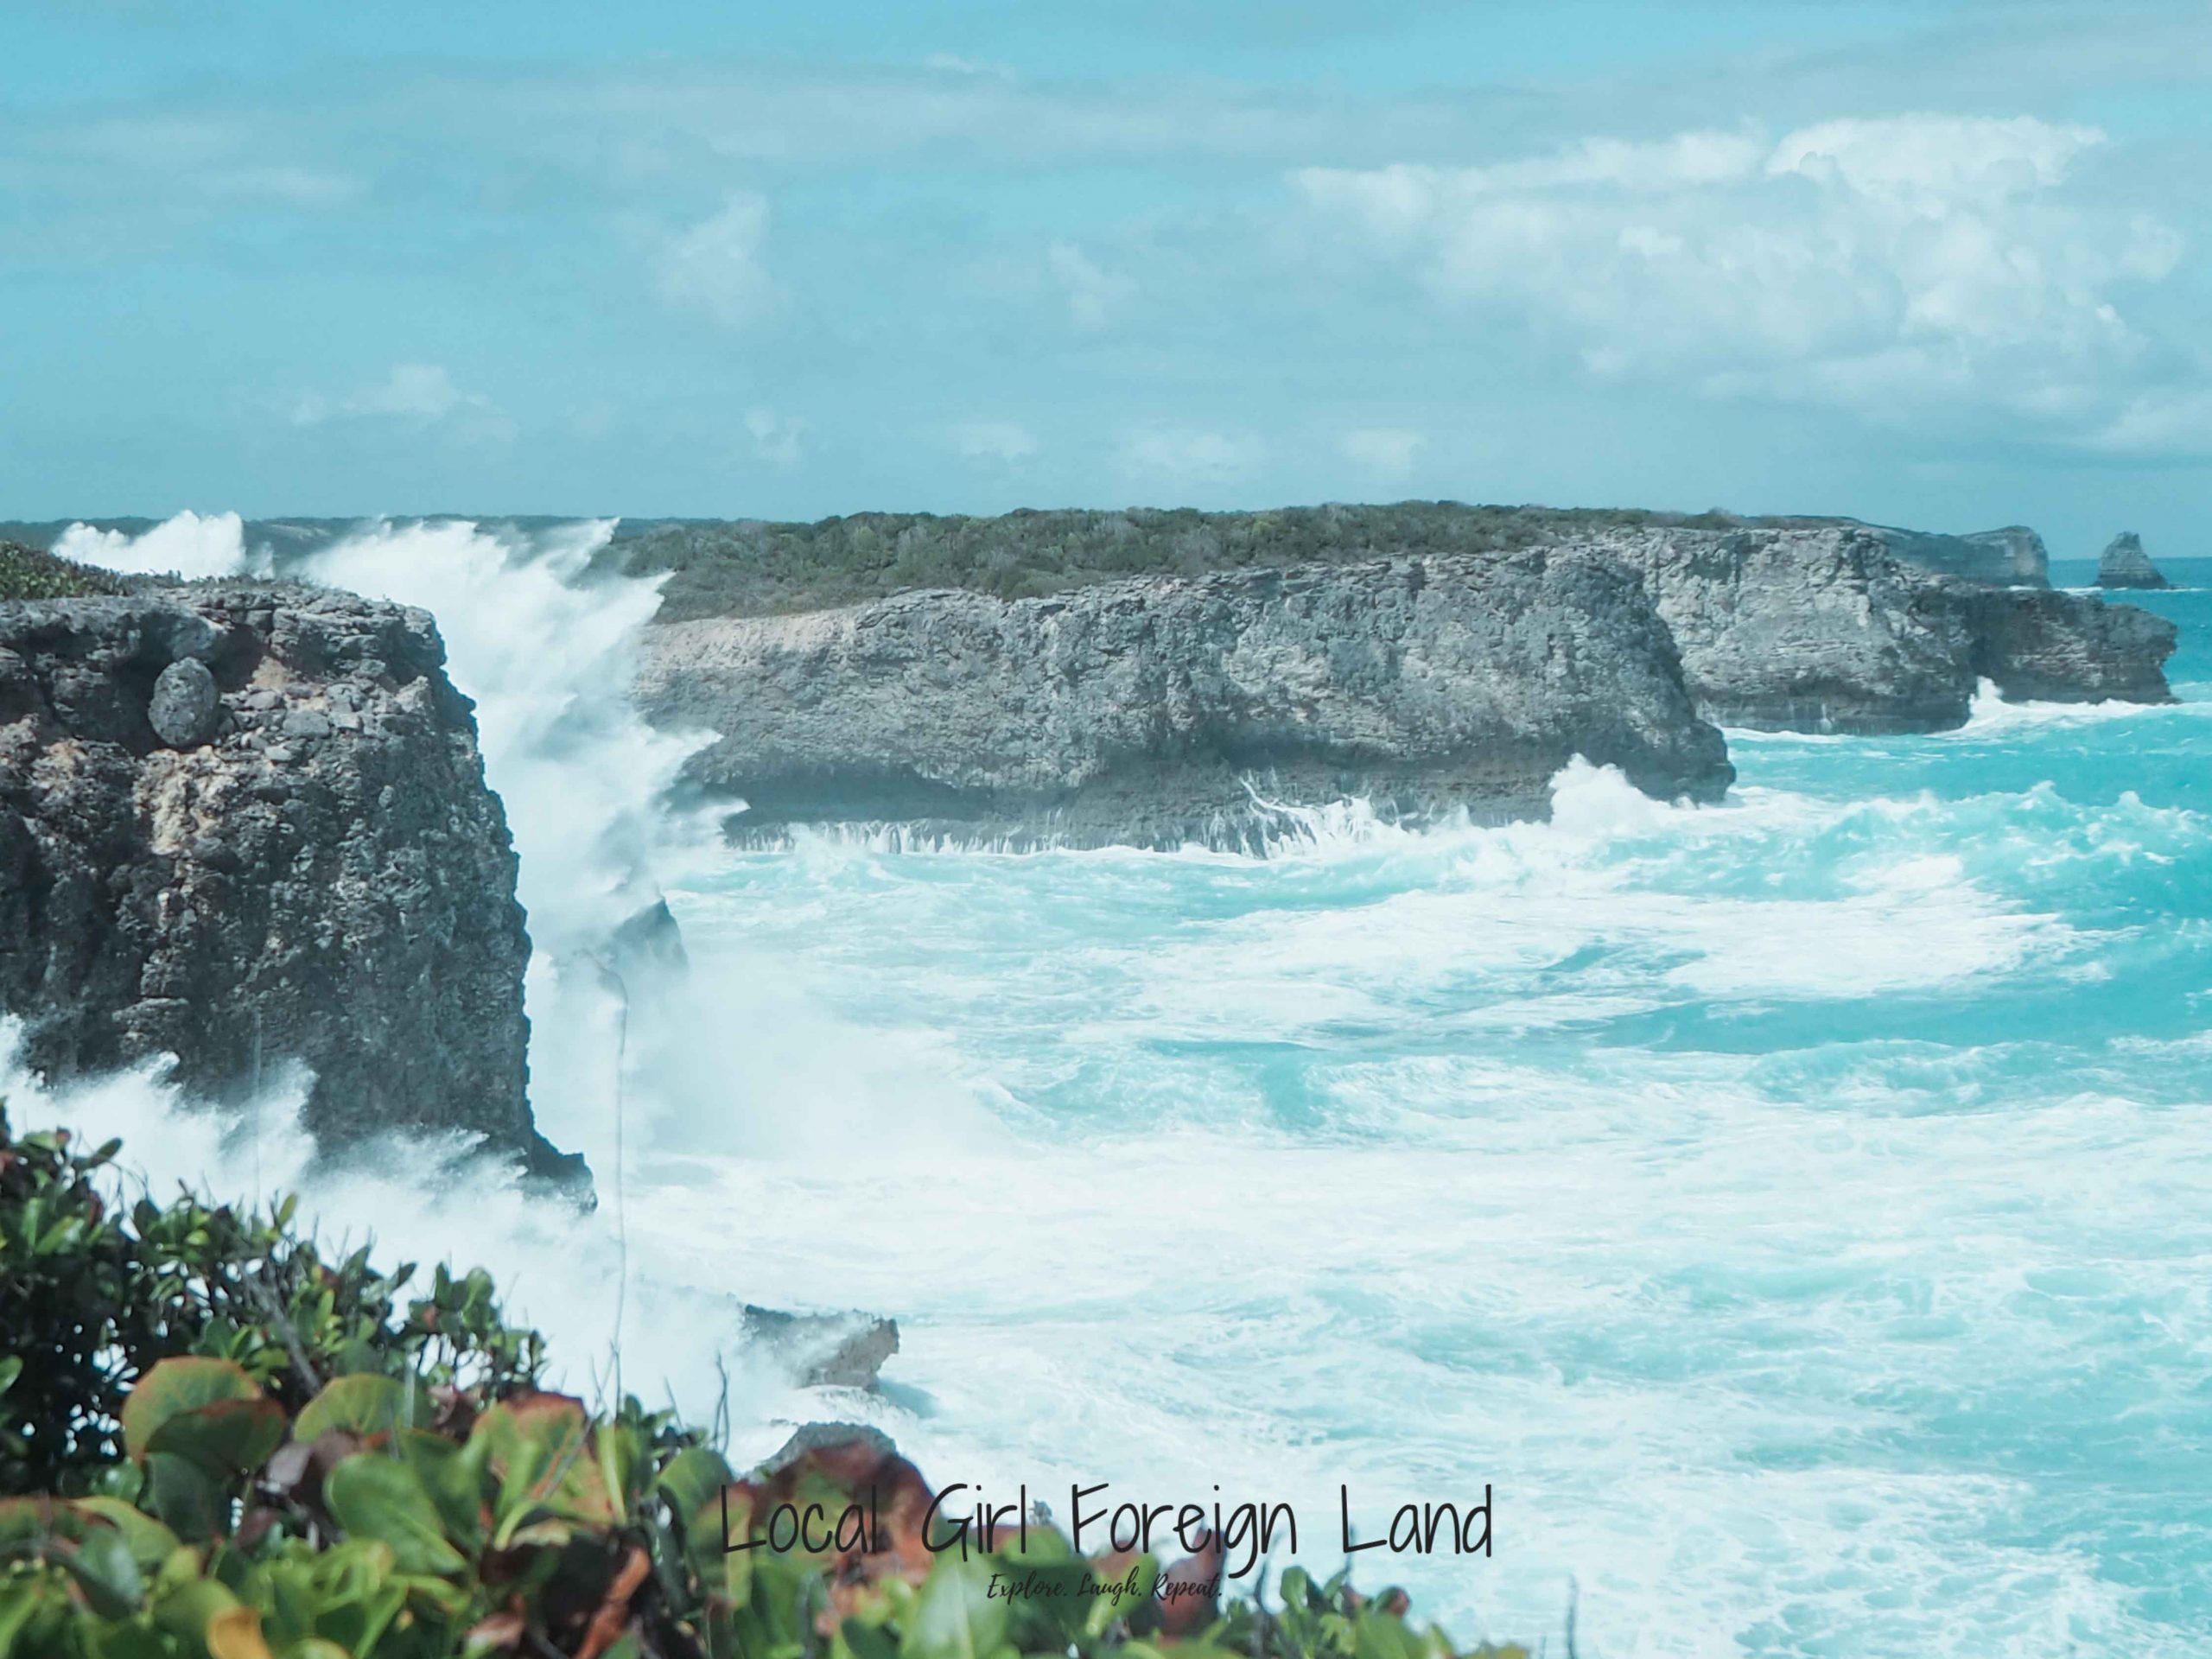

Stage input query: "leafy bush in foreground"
[{"left": 0, "top": 1111, "right": 1526, "bottom": 1658}]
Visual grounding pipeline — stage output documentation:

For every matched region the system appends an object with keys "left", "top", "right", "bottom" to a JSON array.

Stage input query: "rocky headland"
[
  {"left": 633, "top": 516, "right": 2175, "bottom": 845},
  {"left": 0, "top": 563, "right": 586, "bottom": 1193},
  {"left": 2097, "top": 531, "right": 2171, "bottom": 591},
  {"left": 639, "top": 545, "right": 1736, "bottom": 847}
]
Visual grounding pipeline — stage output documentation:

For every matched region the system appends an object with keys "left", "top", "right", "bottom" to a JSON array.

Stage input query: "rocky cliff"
[
  {"left": 0, "top": 582, "right": 585, "bottom": 1193},
  {"left": 2097, "top": 531, "right": 2171, "bottom": 591},
  {"left": 639, "top": 546, "right": 1734, "bottom": 846},
  {"left": 637, "top": 524, "right": 2175, "bottom": 842},
  {"left": 1603, "top": 525, "right": 2173, "bottom": 731},
  {"left": 1863, "top": 522, "right": 2049, "bottom": 586}
]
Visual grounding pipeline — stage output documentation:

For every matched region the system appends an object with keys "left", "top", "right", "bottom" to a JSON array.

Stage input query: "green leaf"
[
  {"left": 0, "top": 1357, "right": 21, "bottom": 1401},
  {"left": 658, "top": 1445, "right": 735, "bottom": 1523},
  {"left": 903, "top": 1558, "right": 1009, "bottom": 1659},
  {"left": 67, "top": 1499, "right": 181, "bottom": 1573},
  {"left": 54, "top": 1523, "right": 144, "bottom": 1619},
  {"left": 121, "top": 1357, "right": 264, "bottom": 1464},
  {"left": 295, "top": 1375, "right": 421, "bottom": 1443},
  {"left": 323, "top": 1452, "right": 469, "bottom": 1578},
  {"left": 143, "top": 1453, "right": 225, "bottom": 1543},
  {"left": 147, "top": 1396, "right": 287, "bottom": 1476}
]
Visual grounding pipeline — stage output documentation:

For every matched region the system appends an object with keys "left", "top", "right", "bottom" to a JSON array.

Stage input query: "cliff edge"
[{"left": 0, "top": 575, "right": 586, "bottom": 1194}]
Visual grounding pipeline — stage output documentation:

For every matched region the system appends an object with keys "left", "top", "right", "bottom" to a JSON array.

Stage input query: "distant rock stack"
[{"left": 2097, "top": 532, "right": 2170, "bottom": 590}]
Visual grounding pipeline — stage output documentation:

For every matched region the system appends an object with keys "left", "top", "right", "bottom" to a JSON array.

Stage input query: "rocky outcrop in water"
[
  {"left": 639, "top": 546, "right": 1734, "bottom": 846},
  {"left": 2097, "top": 532, "right": 2171, "bottom": 591},
  {"left": 637, "top": 523, "right": 2176, "bottom": 841},
  {"left": 1603, "top": 526, "right": 2174, "bottom": 732},
  {"left": 0, "top": 585, "right": 586, "bottom": 1193}
]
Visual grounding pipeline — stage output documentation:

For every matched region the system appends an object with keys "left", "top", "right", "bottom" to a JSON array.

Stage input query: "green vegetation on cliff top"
[
  {"left": 611, "top": 503, "right": 1745, "bottom": 620},
  {"left": 0, "top": 542, "right": 132, "bottom": 602}
]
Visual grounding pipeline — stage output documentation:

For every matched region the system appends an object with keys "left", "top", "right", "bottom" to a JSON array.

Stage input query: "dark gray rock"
[
  {"left": 1959, "top": 585, "right": 2177, "bottom": 702},
  {"left": 2097, "top": 531, "right": 2171, "bottom": 591},
  {"left": 638, "top": 546, "right": 1735, "bottom": 846},
  {"left": 0, "top": 585, "right": 586, "bottom": 1196},
  {"left": 148, "top": 658, "right": 219, "bottom": 747},
  {"left": 738, "top": 1304, "right": 899, "bottom": 1390}
]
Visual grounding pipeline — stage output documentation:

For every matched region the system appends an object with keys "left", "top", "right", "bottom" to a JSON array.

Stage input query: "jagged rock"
[
  {"left": 638, "top": 546, "right": 1735, "bottom": 847},
  {"left": 738, "top": 1305, "right": 899, "bottom": 1390},
  {"left": 0, "top": 585, "right": 587, "bottom": 1195},
  {"left": 2097, "top": 531, "right": 2171, "bottom": 591},
  {"left": 1959, "top": 586, "right": 2177, "bottom": 702},
  {"left": 147, "top": 658, "right": 219, "bottom": 747}
]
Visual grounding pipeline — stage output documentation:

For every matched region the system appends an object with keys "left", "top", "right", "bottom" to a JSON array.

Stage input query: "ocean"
[{"left": 12, "top": 524, "right": 2209, "bottom": 1658}]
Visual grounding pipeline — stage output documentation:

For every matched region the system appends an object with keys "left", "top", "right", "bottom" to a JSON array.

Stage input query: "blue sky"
[{"left": 5, "top": 1, "right": 2210, "bottom": 555}]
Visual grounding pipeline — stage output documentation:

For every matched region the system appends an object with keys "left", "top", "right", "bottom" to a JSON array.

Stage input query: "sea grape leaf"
[
  {"left": 121, "top": 1358, "right": 265, "bottom": 1464},
  {"left": 295, "top": 1374, "right": 422, "bottom": 1443},
  {"left": 324, "top": 1453, "right": 468, "bottom": 1578}
]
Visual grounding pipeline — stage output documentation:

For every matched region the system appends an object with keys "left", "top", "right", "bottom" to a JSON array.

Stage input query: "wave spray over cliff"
[{"left": 12, "top": 517, "right": 2212, "bottom": 1658}]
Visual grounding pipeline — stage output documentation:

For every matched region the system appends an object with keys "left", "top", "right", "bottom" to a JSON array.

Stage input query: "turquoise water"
[{"left": 649, "top": 565, "right": 2212, "bottom": 1657}]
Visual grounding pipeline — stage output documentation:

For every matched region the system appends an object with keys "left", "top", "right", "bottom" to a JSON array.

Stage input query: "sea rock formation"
[
  {"left": 1865, "top": 522, "right": 2050, "bottom": 587},
  {"left": 639, "top": 546, "right": 1735, "bottom": 846},
  {"left": 1599, "top": 525, "right": 2174, "bottom": 730},
  {"left": 0, "top": 583, "right": 586, "bottom": 1193},
  {"left": 2097, "top": 531, "right": 2171, "bottom": 590},
  {"left": 637, "top": 524, "right": 2176, "bottom": 842}
]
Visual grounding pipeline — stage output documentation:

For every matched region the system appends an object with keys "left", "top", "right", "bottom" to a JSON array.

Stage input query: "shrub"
[
  {"left": 0, "top": 543, "right": 132, "bottom": 602},
  {"left": 0, "top": 1111, "right": 1526, "bottom": 1658}
]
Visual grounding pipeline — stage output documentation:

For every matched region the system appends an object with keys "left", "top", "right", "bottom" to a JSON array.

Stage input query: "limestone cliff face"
[
  {"left": 636, "top": 524, "right": 2176, "bottom": 842},
  {"left": 1866, "top": 523, "right": 2050, "bottom": 587},
  {"left": 1598, "top": 525, "right": 2173, "bottom": 731},
  {"left": 2096, "top": 532, "right": 2171, "bottom": 591},
  {"left": 0, "top": 585, "right": 584, "bottom": 1192},
  {"left": 639, "top": 547, "right": 1733, "bottom": 846}
]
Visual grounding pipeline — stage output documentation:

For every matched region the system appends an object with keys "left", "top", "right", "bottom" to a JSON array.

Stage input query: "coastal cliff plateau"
[
  {"left": 0, "top": 573, "right": 586, "bottom": 1193},
  {"left": 634, "top": 520, "right": 2175, "bottom": 842},
  {"left": 639, "top": 547, "right": 1734, "bottom": 847}
]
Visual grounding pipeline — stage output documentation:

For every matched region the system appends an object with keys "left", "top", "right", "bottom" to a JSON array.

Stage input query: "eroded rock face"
[
  {"left": 636, "top": 524, "right": 2177, "bottom": 842},
  {"left": 0, "top": 586, "right": 585, "bottom": 1194},
  {"left": 2097, "top": 532, "right": 2171, "bottom": 591},
  {"left": 639, "top": 546, "right": 1734, "bottom": 846},
  {"left": 1596, "top": 526, "right": 1984, "bottom": 732}
]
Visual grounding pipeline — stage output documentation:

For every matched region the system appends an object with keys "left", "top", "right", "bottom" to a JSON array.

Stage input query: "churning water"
[{"left": 13, "top": 524, "right": 2210, "bottom": 1658}]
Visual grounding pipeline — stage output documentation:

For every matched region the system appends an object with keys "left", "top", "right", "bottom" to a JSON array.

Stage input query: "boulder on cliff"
[
  {"left": 0, "top": 583, "right": 586, "bottom": 1196},
  {"left": 2097, "top": 532, "right": 2171, "bottom": 591}
]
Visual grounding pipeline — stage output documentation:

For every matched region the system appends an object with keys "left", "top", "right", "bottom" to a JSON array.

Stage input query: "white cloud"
[
  {"left": 1293, "top": 115, "right": 2186, "bottom": 438},
  {"left": 2083, "top": 385, "right": 2212, "bottom": 457},
  {"left": 659, "top": 192, "right": 774, "bottom": 328},
  {"left": 1339, "top": 428, "right": 1426, "bottom": 482},
  {"left": 290, "top": 363, "right": 511, "bottom": 441},
  {"left": 744, "top": 407, "right": 808, "bottom": 469},
  {"left": 1116, "top": 426, "right": 1265, "bottom": 488},
  {"left": 1047, "top": 241, "right": 1136, "bottom": 332},
  {"left": 948, "top": 421, "right": 1039, "bottom": 464}
]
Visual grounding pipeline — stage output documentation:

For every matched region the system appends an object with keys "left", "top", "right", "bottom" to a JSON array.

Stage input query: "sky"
[{"left": 4, "top": 1, "right": 2210, "bottom": 555}]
